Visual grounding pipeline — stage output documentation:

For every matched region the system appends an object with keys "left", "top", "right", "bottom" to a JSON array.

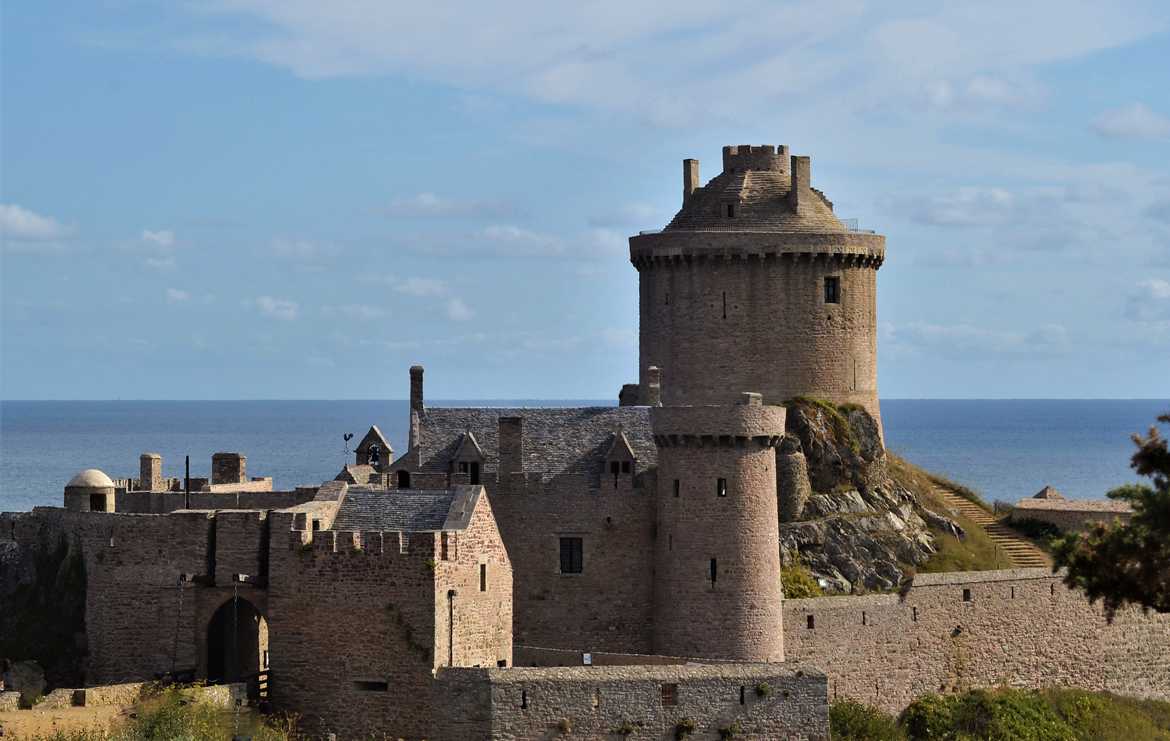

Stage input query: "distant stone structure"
[
  {"left": 1011, "top": 485, "right": 1134, "bottom": 532},
  {"left": 2, "top": 145, "right": 1167, "bottom": 740}
]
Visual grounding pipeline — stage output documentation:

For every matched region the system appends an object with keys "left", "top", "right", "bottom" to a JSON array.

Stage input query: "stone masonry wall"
[
  {"left": 432, "top": 664, "right": 829, "bottom": 741},
  {"left": 434, "top": 492, "right": 513, "bottom": 670},
  {"left": 783, "top": 568, "right": 1170, "bottom": 712},
  {"left": 1009, "top": 502, "right": 1133, "bottom": 533},
  {"left": 265, "top": 512, "right": 485, "bottom": 740}
]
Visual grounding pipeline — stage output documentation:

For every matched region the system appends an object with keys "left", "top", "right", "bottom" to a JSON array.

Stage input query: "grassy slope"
[
  {"left": 887, "top": 454, "right": 1011, "bottom": 573},
  {"left": 833, "top": 688, "right": 1170, "bottom": 741}
]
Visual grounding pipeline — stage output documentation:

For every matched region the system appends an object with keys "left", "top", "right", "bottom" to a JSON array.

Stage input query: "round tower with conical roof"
[{"left": 630, "top": 144, "right": 885, "bottom": 433}]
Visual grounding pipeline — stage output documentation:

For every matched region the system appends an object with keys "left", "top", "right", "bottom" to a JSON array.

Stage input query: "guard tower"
[
  {"left": 629, "top": 145, "right": 885, "bottom": 433},
  {"left": 651, "top": 393, "right": 786, "bottom": 662}
]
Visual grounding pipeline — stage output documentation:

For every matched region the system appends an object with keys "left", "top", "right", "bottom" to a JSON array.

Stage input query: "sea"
[{"left": 0, "top": 399, "right": 1165, "bottom": 513}]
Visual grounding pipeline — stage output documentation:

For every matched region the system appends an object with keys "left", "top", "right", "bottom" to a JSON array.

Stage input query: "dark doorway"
[
  {"left": 89, "top": 493, "right": 106, "bottom": 511},
  {"left": 397, "top": 470, "right": 411, "bottom": 488},
  {"left": 206, "top": 597, "right": 268, "bottom": 685}
]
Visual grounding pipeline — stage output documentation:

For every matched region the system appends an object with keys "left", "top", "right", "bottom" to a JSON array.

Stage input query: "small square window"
[
  {"left": 962, "top": 588, "right": 972, "bottom": 602},
  {"left": 717, "top": 478, "right": 727, "bottom": 497},
  {"left": 621, "top": 461, "right": 631, "bottom": 474},
  {"left": 458, "top": 461, "right": 470, "bottom": 474},
  {"left": 824, "top": 276, "right": 841, "bottom": 304},
  {"left": 560, "top": 537, "right": 583, "bottom": 574},
  {"left": 661, "top": 683, "right": 678, "bottom": 706}
]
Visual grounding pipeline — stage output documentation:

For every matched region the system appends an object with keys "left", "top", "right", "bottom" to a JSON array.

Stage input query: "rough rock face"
[{"left": 778, "top": 400, "right": 958, "bottom": 593}]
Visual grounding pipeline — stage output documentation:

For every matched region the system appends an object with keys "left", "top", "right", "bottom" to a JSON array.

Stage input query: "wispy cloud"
[
  {"left": 393, "top": 277, "right": 450, "bottom": 297},
  {"left": 252, "top": 295, "right": 299, "bottom": 320},
  {"left": 269, "top": 237, "right": 340, "bottom": 261},
  {"left": 142, "top": 229, "right": 176, "bottom": 247},
  {"left": 446, "top": 297, "right": 474, "bottom": 321},
  {"left": 1091, "top": 103, "right": 1170, "bottom": 140},
  {"left": 1125, "top": 278, "right": 1170, "bottom": 324},
  {"left": 884, "top": 321, "right": 1071, "bottom": 355},
  {"left": 166, "top": 288, "right": 190, "bottom": 304},
  {"left": 0, "top": 204, "right": 73, "bottom": 248},
  {"left": 384, "top": 192, "right": 517, "bottom": 218},
  {"left": 321, "top": 303, "right": 385, "bottom": 320},
  {"left": 893, "top": 187, "right": 1017, "bottom": 227}
]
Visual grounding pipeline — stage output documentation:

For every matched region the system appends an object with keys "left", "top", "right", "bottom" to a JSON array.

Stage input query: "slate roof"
[
  {"left": 335, "top": 464, "right": 377, "bottom": 484},
  {"left": 411, "top": 406, "right": 656, "bottom": 477},
  {"left": 330, "top": 487, "right": 479, "bottom": 532}
]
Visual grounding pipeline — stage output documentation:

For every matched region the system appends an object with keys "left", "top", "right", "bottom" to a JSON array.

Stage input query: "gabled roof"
[
  {"left": 452, "top": 430, "right": 485, "bottom": 461},
  {"left": 335, "top": 464, "right": 376, "bottom": 484},
  {"left": 603, "top": 428, "right": 637, "bottom": 461},
  {"left": 356, "top": 425, "right": 392, "bottom": 453},
  {"left": 1033, "top": 485, "right": 1064, "bottom": 500},
  {"left": 404, "top": 406, "right": 656, "bottom": 481},
  {"left": 330, "top": 486, "right": 481, "bottom": 532}
]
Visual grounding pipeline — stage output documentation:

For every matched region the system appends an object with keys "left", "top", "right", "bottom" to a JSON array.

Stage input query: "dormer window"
[
  {"left": 603, "top": 428, "right": 638, "bottom": 491},
  {"left": 451, "top": 430, "right": 485, "bottom": 485}
]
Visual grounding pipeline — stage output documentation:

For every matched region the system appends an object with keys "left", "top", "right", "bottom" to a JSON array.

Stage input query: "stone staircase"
[{"left": 932, "top": 487, "right": 1050, "bottom": 569}]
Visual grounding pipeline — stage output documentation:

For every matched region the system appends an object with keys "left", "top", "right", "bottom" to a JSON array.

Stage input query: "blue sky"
[{"left": 2, "top": 1, "right": 1168, "bottom": 400}]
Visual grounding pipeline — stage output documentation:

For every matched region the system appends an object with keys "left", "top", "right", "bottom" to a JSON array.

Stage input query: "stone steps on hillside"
[{"left": 932, "top": 487, "right": 1051, "bottom": 568}]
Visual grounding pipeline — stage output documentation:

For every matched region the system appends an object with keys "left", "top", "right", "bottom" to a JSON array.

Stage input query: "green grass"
[
  {"left": 888, "top": 454, "right": 1008, "bottom": 573},
  {"left": 21, "top": 686, "right": 299, "bottom": 741},
  {"left": 781, "top": 561, "right": 824, "bottom": 598},
  {"left": 784, "top": 396, "right": 861, "bottom": 454},
  {"left": 834, "top": 688, "right": 1170, "bottom": 741}
]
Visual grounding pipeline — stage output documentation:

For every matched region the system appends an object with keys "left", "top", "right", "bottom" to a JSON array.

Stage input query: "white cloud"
[
  {"left": 168, "top": 1, "right": 1164, "bottom": 125},
  {"left": 895, "top": 187, "right": 1016, "bottom": 227},
  {"left": 321, "top": 303, "right": 385, "bottom": 320},
  {"left": 446, "top": 297, "right": 474, "bottom": 321},
  {"left": 885, "top": 321, "right": 1070, "bottom": 355},
  {"left": 145, "top": 256, "right": 177, "bottom": 271},
  {"left": 253, "top": 296, "right": 299, "bottom": 320},
  {"left": 270, "top": 237, "right": 340, "bottom": 261},
  {"left": 384, "top": 192, "right": 516, "bottom": 218},
  {"left": 0, "top": 204, "right": 72, "bottom": 245},
  {"left": 1091, "top": 103, "right": 1170, "bottom": 140},
  {"left": 141, "top": 229, "right": 176, "bottom": 247},
  {"left": 1125, "top": 279, "right": 1170, "bottom": 323},
  {"left": 394, "top": 277, "right": 449, "bottom": 297},
  {"left": 166, "top": 288, "right": 190, "bottom": 303}
]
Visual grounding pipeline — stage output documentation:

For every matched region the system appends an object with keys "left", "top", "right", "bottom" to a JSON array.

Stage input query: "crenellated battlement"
[
  {"left": 288, "top": 524, "right": 438, "bottom": 559},
  {"left": 721, "top": 144, "right": 790, "bottom": 174}
]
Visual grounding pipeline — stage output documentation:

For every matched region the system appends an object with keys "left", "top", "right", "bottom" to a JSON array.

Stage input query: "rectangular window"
[
  {"left": 621, "top": 461, "right": 631, "bottom": 474},
  {"left": 717, "top": 478, "right": 727, "bottom": 497},
  {"left": 480, "top": 563, "right": 487, "bottom": 591},
  {"left": 89, "top": 493, "right": 106, "bottom": 511},
  {"left": 469, "top": 462, "right": 480, "bottom": 485},
  {"left": 726, "top": 203, "right": 735, "bottom": 218},
  {"left": 673, "top": 479, "right": 680, "bottom": 498},
  {"left": 824, "top": 276, "right": 841, "bottom": 304},
  {"left": 560, "top": 537, "right": 584, "bottom": 574},
  {"left": 962, "top": 588, "right": 972, "bottom": 602},
  {"left": 661, "top": 684, "right": 678, "bottom": 706},
  {"left": 807, "top": 615, "right": 815, "bottom": 629},
  {"left": 353, "top": 680, "right": 389, "bottom": 692},
  {"left": 440, "top": 532, "right": 449, "bottom": 561},
  {"left": 610, "top": 461, "right": 620, "bottom": 475},
  {"left": 709, "top": 558, "right": 718, "bottom": 584},
  {"left": 458, "top": 461, "right": 470, "bottom": 474}
]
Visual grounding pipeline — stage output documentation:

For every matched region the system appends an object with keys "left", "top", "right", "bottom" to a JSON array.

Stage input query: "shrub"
[
  {"left": 754, "top": 682, "right": 773, "bottom": 698},
  {"left": 781, "top": 562, "right": 823, "bottom": 598},
  {"left": 557, "top": 717, "right": 572, "bottom": 735},
  {"left": 717, "top": 720, "right": 741, "bottom": 739},
  {"left": 830, "top": 700, "right": 905, "bottom": 741},
  {"left": 674, "top": 717, "right": 696, "bottom": 739},
  {"left": 611, "top": 720, "right": 636, "bottom": 737}
]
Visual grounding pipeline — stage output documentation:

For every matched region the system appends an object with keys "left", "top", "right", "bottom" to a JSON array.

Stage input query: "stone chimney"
[
  {"left": 683, "top": 159, "right": 700, "bottom": 205},
  {"left": 409, "top": 365, "right": 424, "bottom": 451},
  {"left": 498, "top": 416, "right": 524, "bottom": 485},
  {"left": 643, "top": 366, "right": 662, "bottom": 406},
  {"left": 788, "top": 155, "right": 811, "bottom": 212},
  {"left": 211, "top": 452, "right": 246, "bottom": 485},
  {"left": 139, "top": 453, "right": 162, "bottom": 492}
]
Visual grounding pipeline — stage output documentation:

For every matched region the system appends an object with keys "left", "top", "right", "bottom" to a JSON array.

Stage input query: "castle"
[{"left": 3, "top": 146, "right": 1168, "bottom": 740}]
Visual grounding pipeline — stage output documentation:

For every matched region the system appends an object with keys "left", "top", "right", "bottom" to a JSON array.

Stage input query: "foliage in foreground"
[
  {"left": 22, "top": 686, "right": 298, "bottom": 741},
  {"left": 781, "top": 561, "right": 824, "bottom": 598},
  {"left": 1053, "top": 410, "right": 1170, "bottom": 619},
  {"left": 830, "top": 687, "right": 1170, "bottom": 741}
]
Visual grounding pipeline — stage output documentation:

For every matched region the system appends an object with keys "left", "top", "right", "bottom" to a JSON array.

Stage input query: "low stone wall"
[
  {"left": 77, "top": 682, "right": 144, "bottom": 707},
  {"left": 784, "top": 568, "right": 1170, "bottom": 713},
  {"left": 432, "top": 663, "right": 829, "bottom": 740},
  {"left": 0, "top": 691, "right": 21, "bottom": 711},
  {"left": 1010, "top": 499, "right": 1132, "bottom": 532},
  {"left": 515, "top": 645, "right": 734, "bottom": 667}
]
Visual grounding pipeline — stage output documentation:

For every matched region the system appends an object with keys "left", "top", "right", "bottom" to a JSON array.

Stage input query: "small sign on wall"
[{"left": 582, "top": 653, "right": 592, "bottom": 666}]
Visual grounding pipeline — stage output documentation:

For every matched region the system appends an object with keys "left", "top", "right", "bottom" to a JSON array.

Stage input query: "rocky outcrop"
[{"left": 779, "top": 400, "right": 960, "bottom": 593}]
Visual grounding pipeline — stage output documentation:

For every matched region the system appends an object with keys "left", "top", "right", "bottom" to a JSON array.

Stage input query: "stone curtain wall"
[
  {"left": 491, "top": 472, "right": 658, "bottom": 654},
  {"left": 1010, "top": 501, "right": 1133, "bottom": 533},
  {"left": 434, "top": 492, "right": 513, "bottom": 670},
  {"left": 265, "top": 516, "right": 443, "bottom": 739},
  {"left": 114, "top": 489, "right": 316, "bottom": 515},
  {"left": 432, "top": 664, "right": 829, "bottom": 741},
  {"left": 784, "top": 568, "right": 1170, "bottom": 712}
]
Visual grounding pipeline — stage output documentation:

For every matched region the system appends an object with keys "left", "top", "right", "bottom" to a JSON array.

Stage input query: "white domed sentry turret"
[{"left": 64, "top": 468, "right": 116, "bottom": 512}]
